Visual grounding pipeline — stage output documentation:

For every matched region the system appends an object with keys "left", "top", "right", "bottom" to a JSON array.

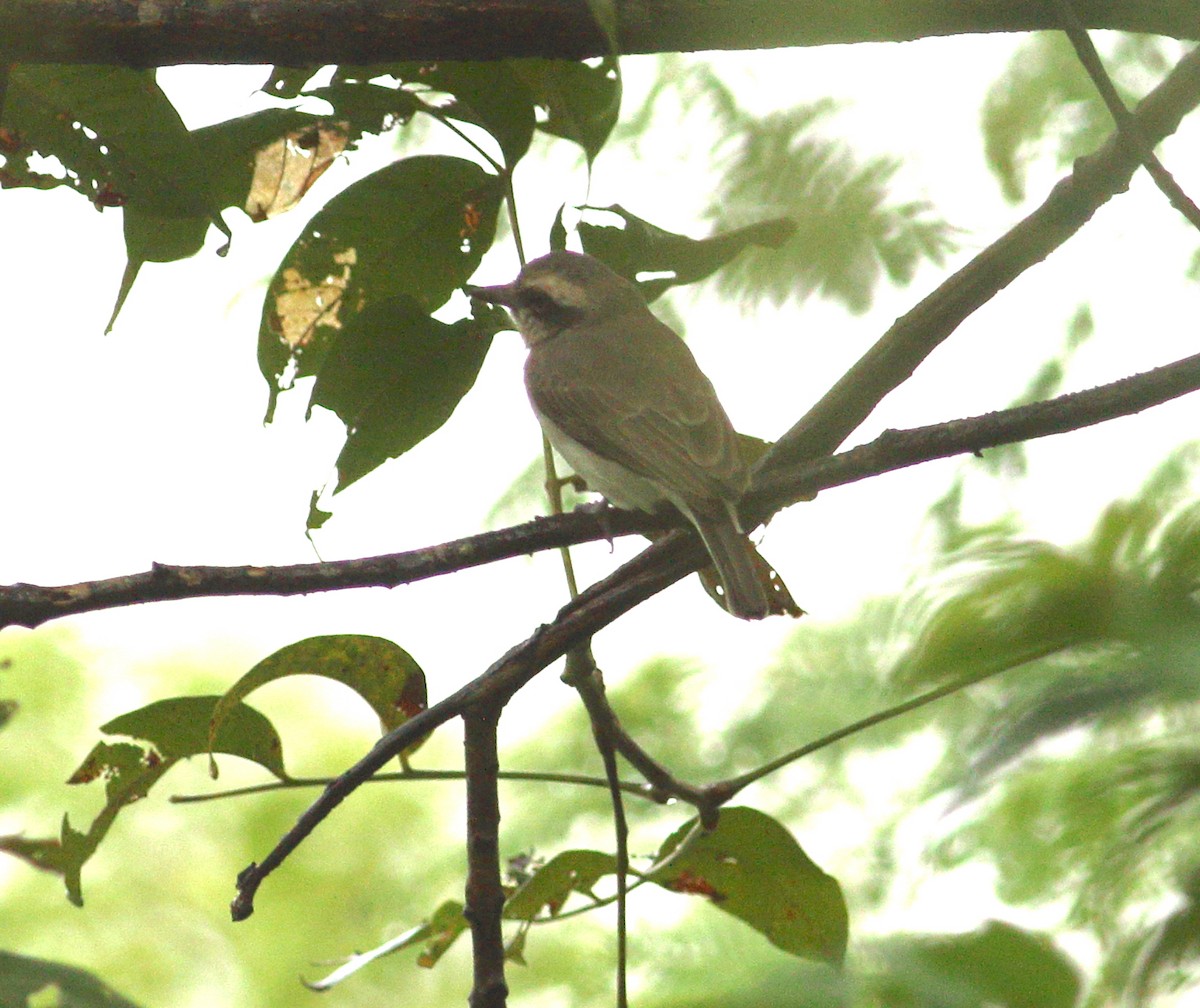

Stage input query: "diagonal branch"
[
  {"left": 231, "top": 348, "right": 1200, "bottom": 919},
  {"left": 1052, "top": 0, "right": 1200, "bottom": 231},
  {"left": 757, "top": 43, "right": 1200, "bottom": 476},
  {"left": 11, "top": 349, "right": 1200, "bottom": 637}
]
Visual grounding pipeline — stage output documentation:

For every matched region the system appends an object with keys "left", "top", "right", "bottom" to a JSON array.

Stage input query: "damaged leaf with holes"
[
  {"left": 56, "top": 696, "right": 285, "bottom": 905},
  {"left": 648, "top": 807, "right": 848, "bottom": 966},
  {"left": 258, "top": 154, "right": 502, "bottom": 422}
]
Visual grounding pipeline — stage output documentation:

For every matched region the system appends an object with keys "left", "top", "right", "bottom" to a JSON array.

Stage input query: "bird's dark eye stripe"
[{"left": 517, "top": 288, "right": 584, "bottom": 328}]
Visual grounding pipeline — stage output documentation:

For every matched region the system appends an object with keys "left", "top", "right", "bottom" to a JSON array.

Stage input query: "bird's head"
[{"left": 466, "top": 251, "right": 644, "bottom": 346}]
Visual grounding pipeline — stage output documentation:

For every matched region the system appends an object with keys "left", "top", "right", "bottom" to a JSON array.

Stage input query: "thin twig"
[
  {"left": 170, "top": 766, "right": 659, "bottom": 804},
  {"left": 562, "top": 648, "right": 633, "bottom": 1008},
  {"left": 1052, "top": 0, "right": 1200, "bottom": 231},
  {"left": 708, "top": 661, "right": 1032, "bottom": 804}
]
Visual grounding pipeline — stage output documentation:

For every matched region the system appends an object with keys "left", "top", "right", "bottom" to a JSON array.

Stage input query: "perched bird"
[{"left": 466, "top": 250, "right": 770, "bottom": 620}]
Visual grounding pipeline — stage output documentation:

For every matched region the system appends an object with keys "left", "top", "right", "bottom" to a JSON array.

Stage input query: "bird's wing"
[{"left": 525, "top": 316, "right": 748, "bottom": 506}]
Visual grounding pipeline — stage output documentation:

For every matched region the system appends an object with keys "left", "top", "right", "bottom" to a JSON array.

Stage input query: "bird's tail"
[{"left": 689, "top": 509, "right": 771, "bottom": 620}]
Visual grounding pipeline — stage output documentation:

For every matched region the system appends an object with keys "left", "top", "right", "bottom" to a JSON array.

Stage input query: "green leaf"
[
  {"left": 417, "top": 900, "right": 471, "bottom": 968},
  {"left": 312, "top": 298, "right": 495, "bottom": 491},
  {"left": 873, "top": 921, "right": 1080, "bottom": 1008},
  {"left": 383, "top": 61, "right": 537, "bottom": 168},
  {"left": 1, "top": 66, "right": 228, "bottom": 327},
  {"left": 0, "top": 834, "right": 66, "bottom": 875},
  {"left": 514, "top": 57, "right": 621, "bottom": 164},
  {"left": 52, "top": 696, "right": 286, "bottom": 904},
  {"left": 209, "top": 635, "right": 427, "bottom": 771},
  {"left": 890, "top": 540, "right": 1108, "bottom": 688},
  {"left": 504, "top": 849, "right": 619, "bottom": 920},
  {"left": 306, "top": 899, "right": 468, "bottom": 989},
  {"left": 579, "top": 203, "right": 795, "bottom": 300},
  {"left": 1, "top": 66, "right": 208, "bottom": 215},
  {"left": 261, "top": 65, "right": 324, "bottom": 99},
  {"left": 1129, "top": 873, "right": 1200, "bottom": 1002},
  {"left": 0, "top": 950, "right": 144, "bottom": 1008},
  {"left": 703, "top": 101, "right": 954, "bottom": 313},
  {"left": 103, "top": 695, "right": 288, "bottom": 776},
  {"left": 982, "top": 33, "right": 1166, "bottom": 202},
  {"left": 649, "top": 807, "right": 847, "bottom": 966},
  {"left": 258, "top": 154, "right": 501, "bottom": 419}
]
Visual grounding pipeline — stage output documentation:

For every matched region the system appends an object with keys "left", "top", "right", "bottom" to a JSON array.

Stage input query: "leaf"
[
  {"left": 0, "top": 66, "right": 228, "bottom": 328},
  {"left": 578, "top": 204, "right": 796, "bottom": 300},
  {"left": 703, "top": 100, "right": 954, "bottom": 313},
  {"left": 103, "top": 695, "right": 288, "bottom": 775},
  {"left": 890, "top": 540, "right": 1109, "bottom": 688},
  {"left": 258, "top": 154, "right": 502, "bottom": 420},
  {"left": 312, "top": 298, "right": 495, "bottom": 492},
  {"left": 982, "top": 33, "right": 1166, "bottom": 202},
  {"left": 384, "top": 61, "right": 537, "bottom": 168},
  {"left": 260, "top": 65, "right": 324, "bottom": 99},
  {"left": 209, "top": 635, "right": 428, "bottom": 773},
  {"left": 648, "top": 807, "right": 847, "bottom": 966},
  {"left": 514, "top": 57, "right": 621, "bottom": 164},
  {"left": 0, "top": 950, "right": 144, "bottom": 1008},
  {"left": 504, "top": 849, "right": 619, "bottom": 920},
  {"left": 0, "top": 834, "right": 66, "bottom": 875},
  {"left": 194, "top": 109, "right": 351, "bottom": 222},
  {"left": 305, "top": 900, "right": 467, "bottom": 989},
  {"left": 873, "top": 921, "right": 1080, "bottom": 1008},
  {"left": 55, "top": 697, "right": 285, "bottom": 904},
  {"left": 1129, "top": 872, "right": 1200, "bottom": 1002},
  {"left": 417, "top": 900, "right": 471, "bottom": 968},
  {"left": 1, "top": 66, "right": 209, "bottom": 216}
]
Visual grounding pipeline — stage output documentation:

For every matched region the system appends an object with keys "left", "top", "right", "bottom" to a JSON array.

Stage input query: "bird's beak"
[{"left": 464, "top": 282, "right": 518, "bottom": 307}]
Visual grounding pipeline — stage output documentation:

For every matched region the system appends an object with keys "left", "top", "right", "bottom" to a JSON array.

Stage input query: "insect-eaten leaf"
[
  {"left": 258, "top": 154, "right": 501, "bottom": 421},
  {"left": 54, "top": 696, "right": 283, "bottom": 905},
  {"left": 513, "top": 57, "right": 621, "bottom": 164},
  {"left": 503, "top": 849, "right": 619, "bottom": 921},
  {"left": 312, "top": 296, "right": 495, "bottom": 492},
  {"left": 209, "top": 635, "right": 429, "bottom": 775},
  {"left": 193, "top": 109, "right": 351, "bottom": 222},
  {"left": 368, "top": 61, "right": 537, "bottom": 169},
  {"left": 648, "top": 807, "right": 848, "bottom": 966},
  {"left": 578, "top": 204, "right": 795, "bottom": 301}
]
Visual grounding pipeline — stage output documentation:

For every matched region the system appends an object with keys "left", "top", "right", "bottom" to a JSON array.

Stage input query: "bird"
[{"left": 466, "top": 249, "right": 771, "bottom": 620}]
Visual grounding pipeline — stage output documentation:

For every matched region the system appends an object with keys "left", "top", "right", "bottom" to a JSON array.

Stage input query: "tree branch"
[
  {"left": 758, "top": 42, "right": 1200, "bottom": 475},
  {"left": 463, "top": 700, "right": 508, "bottom": 1008},
  {"left": 232, "top": 346, "right": 1200, "bottom": 919},
  {"left": 0, "top": 507, "right": 670, "bottom": 631},
  {"left": 12, "top": 349, "right": 1200, "bottom": 638},
  {"left": 1052, "top": 0, "right": 1200, "bottom": 232},
  {"left": 3, "top": 0, "right": 1200, "bottom": 66}
]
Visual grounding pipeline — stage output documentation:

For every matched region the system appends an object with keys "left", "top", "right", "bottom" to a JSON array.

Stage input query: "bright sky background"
[
  {"left": 5, "top": 36, "right": 1198, "bottom": 693},
  {"left": 4, "top": 33, "right": 1200, "bottom": 991}
]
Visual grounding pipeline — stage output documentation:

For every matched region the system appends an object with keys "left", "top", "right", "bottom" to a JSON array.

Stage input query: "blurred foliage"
[
  {"left": 982, "top": 32, "right": 1171, "bottom": 202},
  {"left": 5, "top": 23, "right": 1200, "bottom": 1008}
]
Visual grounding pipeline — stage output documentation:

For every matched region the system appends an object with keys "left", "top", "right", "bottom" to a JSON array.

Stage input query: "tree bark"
[{"left": 3, "top": 0, "right": 1199, "bottom": 68}]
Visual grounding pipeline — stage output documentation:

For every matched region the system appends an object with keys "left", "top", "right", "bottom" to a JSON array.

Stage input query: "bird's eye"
[
  {"left": 517, "top": 288, "right": 583, "bottom": 329},
  {"left": 518, "top": 289, "right": 559, "bottom": 314}
]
